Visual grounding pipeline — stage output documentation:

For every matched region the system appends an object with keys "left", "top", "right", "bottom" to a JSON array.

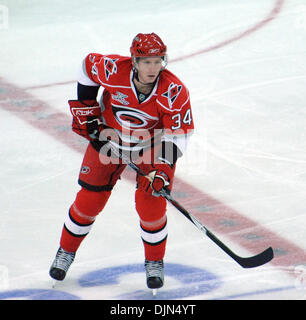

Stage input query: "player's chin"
[{"left": 145, "top": 76, "right": 158, "bottom": 84}]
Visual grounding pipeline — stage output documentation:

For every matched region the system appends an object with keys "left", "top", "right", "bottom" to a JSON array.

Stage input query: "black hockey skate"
[
  {"left": 145, "top": 259, "right": 164, "bottom": 289},
  {"left": 49, "top": 247, "right": 75, "bottom": 281}
]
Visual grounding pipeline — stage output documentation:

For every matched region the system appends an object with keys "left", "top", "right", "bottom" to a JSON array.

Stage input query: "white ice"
[{"left": 0, "top": 0, "right": 305, "bottom": 300}]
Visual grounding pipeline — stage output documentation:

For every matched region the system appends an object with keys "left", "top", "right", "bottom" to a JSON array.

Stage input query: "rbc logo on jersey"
[
  {"left": 162, "top": 82, "right": 182, "bottom": 109},
  {"left": 104, "top": 57, "right": 119, "bottom": 80}
]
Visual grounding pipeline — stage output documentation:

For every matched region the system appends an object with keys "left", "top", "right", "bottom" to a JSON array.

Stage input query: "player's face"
[{"left": 135, "top": 57, "right": 164, "bottom": 84}]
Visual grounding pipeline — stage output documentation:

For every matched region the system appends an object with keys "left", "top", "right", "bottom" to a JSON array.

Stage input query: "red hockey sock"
[
  {"left": 135, "top": 189, "right": 168, "bottom": 261},
  {"left": 141, "top": 220, "right": 168, "bottom": 261},
  {"left": 60, "top": 188, "right": 111, "bottom": 252}
]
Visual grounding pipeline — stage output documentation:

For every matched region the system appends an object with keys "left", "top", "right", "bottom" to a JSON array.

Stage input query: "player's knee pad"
[
  {"left": 61, "top": 188, "right": 111, "bottom": 252},
  {"left": 135, "top": 189, "right": 167, "bottom": 227},
  {"left": 71, "top": 187, "right": 111, "bottom": 223}
]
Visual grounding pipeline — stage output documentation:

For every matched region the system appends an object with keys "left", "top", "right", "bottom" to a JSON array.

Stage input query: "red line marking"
[
  {"left": 170, "top": 0, "right": 285, "bottom": 63},
  {"left": 2, "top": 0, "right": 304, "bottom": 275},
  {"left": 23, "top": 0, "right": 285, "bottom": 91},
  {"left": 24, "top": 80, "right": 76, "bottom": 90}
]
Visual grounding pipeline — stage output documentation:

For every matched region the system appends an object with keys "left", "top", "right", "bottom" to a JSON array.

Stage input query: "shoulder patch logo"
[
  {"left": 111, "top": 91, "right": 129, "bottom": 106},
  {"left": 104, "top": 57, "right": 119, "bottom": 80},
  {"left": 89, "top": 54, "right": 96, "bottom": 63},
  {"left": 162, "top": 82, "right": 182, "bottom": 109},
  {"left": 91, "top": 64, "right": 98, "bottom": 76}
]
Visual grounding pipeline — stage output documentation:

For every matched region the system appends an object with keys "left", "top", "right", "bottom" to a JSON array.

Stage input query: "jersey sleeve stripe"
[{"left": 78, "top": 59, "right": 100, "bottom": 86}]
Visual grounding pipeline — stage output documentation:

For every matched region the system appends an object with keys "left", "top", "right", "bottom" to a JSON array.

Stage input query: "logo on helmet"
[
  {"left": 149, "top": 49, "right": 160, "bottom": 54},
  {"left": 130, "top": 33, "right": 167, "bottom": 57}
]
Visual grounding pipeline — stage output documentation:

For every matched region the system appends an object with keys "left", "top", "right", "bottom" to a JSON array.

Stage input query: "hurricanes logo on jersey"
[
  {"left": 112, "top": 105, "right": 159, "bottom": 129},
  {"left": 104, "top": 57, "right": 118, "bottom": 80},
  {"left": 162, "top": 82, "right": 182, "bottom": 109}
]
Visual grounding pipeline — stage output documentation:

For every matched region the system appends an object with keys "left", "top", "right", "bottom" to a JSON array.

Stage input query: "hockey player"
[{"left": 49, "top": 33, "right": 194, "bottom": 291}]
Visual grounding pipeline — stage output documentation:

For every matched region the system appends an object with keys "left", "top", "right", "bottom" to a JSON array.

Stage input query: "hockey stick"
[
  {"left": 108, "top": 142, "right": 274, "bottom": 268},
  {"left": 156, "top": 192, "right": 274, "bottom": 268}
]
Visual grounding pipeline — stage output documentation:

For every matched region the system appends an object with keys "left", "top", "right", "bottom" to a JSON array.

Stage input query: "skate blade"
[
  {"left": 51, "top": 279, "right": 58, "bottom": 288},
  {"left": 152, "top": 289, "right": 157, "bottom": 296}
]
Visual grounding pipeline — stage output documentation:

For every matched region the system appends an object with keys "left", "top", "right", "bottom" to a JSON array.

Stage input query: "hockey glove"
[
  {"left": 137, "top": 164, "right": 172, "bottom": 197},
  {"left": 69, "top": 100, "right": 103, "bottom": 141}
]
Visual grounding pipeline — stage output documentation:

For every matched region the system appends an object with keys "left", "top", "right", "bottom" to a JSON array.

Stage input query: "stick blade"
[
  {"left": 235, "top": 247, "right": 274, "bottom": 268},
  {"left": 206, "top": 230, "right": 274, "bottom": 268}
]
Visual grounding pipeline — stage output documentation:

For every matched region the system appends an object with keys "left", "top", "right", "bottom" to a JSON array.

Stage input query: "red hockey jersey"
[{"left": 79, "top": 53, "right": 194, "bottom": 155}]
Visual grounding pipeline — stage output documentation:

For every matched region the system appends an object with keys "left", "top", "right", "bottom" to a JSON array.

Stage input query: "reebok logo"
[{"left": 75, "top": 109, "right": 95, "bottom": 116}]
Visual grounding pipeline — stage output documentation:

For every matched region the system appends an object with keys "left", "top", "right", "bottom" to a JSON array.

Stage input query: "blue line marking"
[
  {"left": 0, "top": 289, "right": 80, "bottom": 300},
  {"left": 78, "top": 262, "right": 222, "bottom": 300}
]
